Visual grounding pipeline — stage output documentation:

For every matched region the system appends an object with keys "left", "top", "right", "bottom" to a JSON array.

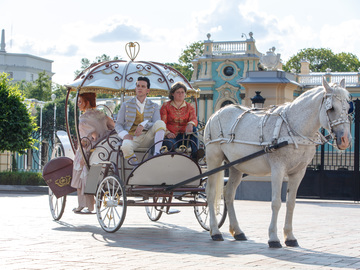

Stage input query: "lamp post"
[
  {"left": 51, "top": 94, "right": 56, "bottom": 148},
  {"left": 251, "top": 91, "right": 266, "bottom": 108},
  {"left": 38, "top": 103, "right": 44, "bottom": 170}
]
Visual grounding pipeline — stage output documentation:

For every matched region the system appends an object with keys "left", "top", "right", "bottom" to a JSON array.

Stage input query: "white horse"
[{"left": 204, "top": 77, "right": 352, "bottom": 248}]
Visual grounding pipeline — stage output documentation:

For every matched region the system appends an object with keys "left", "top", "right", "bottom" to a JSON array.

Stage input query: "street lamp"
[
  {"left": 251, "top": 91, "right": 266, "bottom": 109},
  {"left": 51, "top": 94, "right": 56, "bottom": 148},
  {"left": 38, "top": 103, "right": 44, "bottom": 170}
]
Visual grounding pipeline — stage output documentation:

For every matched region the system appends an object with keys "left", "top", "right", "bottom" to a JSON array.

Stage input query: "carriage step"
[{"left": 166, "top": 209, "right": 181, "bottom": 215}]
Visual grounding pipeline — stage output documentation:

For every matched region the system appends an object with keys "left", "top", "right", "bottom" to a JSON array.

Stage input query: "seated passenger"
[
  {"left": 115, "top": 76, "right": 166, "bottom": 165},
  {"left": 160, "top": 82, "right": 202, "bottom": 161},
  {"left": 72, "top": 92, "right": 115, "bottom": 213}
]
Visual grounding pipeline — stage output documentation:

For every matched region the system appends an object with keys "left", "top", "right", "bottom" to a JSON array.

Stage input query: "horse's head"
[{"left": 320, "top": 77, "right": 352, "bottom": 150}]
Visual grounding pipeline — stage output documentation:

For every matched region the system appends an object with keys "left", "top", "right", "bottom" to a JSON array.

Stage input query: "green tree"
[
  {"left": 74, "top": 54, "right": 122, "bottom": 98},
  {"left": 15, "top": 71, "right": 52, "bottom": 101},
  {"left": 36, "top": 92, "right": 76, "bottom": 144},
  {"left": 0, "top": 73, "right": 37, "bottom": 154},
  {"left": 74, "top": 54, "right": 122, "bottom": 78},
  {"left": 30, "top": 71, "right": 52, "bottom": 101},
  {"left": 165, "top": 62, "right": 193, "bottom": 82},
  {"left": 283, "top": 48, "right": 360, "bottom": 73},
  {"left": 166, "top": 41, "right": 204, "bottom": 81}
]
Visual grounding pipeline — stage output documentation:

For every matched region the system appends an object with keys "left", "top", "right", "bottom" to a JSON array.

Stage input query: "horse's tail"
[{"left": 205, "top": 168, "right": 224, "bottom": 214}]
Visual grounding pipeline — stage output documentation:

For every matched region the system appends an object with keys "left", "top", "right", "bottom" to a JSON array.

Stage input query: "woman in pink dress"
[{"left": 71, "top": 93, "right": 115, "bottom": 213}]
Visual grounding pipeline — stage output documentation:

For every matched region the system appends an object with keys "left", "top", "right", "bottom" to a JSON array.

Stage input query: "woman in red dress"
[{"left": 160, "top": 82, "right": 200, "bottom": 160}]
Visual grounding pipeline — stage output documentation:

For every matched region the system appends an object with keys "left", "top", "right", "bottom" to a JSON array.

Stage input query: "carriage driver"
[{"left": 115, "top": 76, "right": 166, "bottom": 165}]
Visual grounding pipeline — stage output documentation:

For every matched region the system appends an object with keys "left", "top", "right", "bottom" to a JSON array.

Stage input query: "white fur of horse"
[{"left": 204, "top": 78, "right": 351, "bottom": 248}]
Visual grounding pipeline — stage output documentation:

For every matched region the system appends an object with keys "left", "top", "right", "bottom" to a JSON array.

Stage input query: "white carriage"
[{"left": 43, "top": 45, "right": 227, "bottom": 232}]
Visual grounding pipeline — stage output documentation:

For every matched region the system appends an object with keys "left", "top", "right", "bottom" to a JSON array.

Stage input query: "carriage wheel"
[
  {"left": 145, "top": 197, "right": 166, "bottom": 221},
  {"left": 95, "top": 175, "right": 127, "bottom": 233},
  {"left": 194, "top": 189, "right": 227, "bottom": 231},
  {"left": 48, "top": 188, "right": 66, "bottom": 221}
]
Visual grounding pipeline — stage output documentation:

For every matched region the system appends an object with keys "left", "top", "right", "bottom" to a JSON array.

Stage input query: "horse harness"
[{"left": 206, "top": 90, "right": 351, "bottom": 150}]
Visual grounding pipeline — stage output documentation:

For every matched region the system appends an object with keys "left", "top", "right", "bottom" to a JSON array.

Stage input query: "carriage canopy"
[{"left": 65, "top": 60, "right": 199, "bottom": 97}]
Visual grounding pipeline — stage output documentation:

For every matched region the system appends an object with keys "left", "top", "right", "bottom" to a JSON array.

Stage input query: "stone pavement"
[{"left": 0, "top": 190, "right": 359, "bottom": 270}]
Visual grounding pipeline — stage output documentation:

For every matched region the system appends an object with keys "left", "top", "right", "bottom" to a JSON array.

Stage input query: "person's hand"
[
  {"left": 166, "top": 132, "right": 176, "bottom": 139},
  {"left": 134, "top": 125, "right": 144, "bottom": 136},
  {"left": 80, "top": 139, "right": 89, "bottom": 147},
  {"left": 123, "top": 134, "right": 134, "bottom": 140},
  {"left": 186, "top": 123, "right": 194, "bottom": 134}
]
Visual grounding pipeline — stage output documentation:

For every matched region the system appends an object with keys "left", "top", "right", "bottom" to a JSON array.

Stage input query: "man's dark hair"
[{"left": 137, "top": 76, "right": 150, "bottom": 89}]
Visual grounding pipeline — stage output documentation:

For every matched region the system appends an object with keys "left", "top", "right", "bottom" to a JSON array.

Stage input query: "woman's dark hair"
[
  {"left": 137, "top": 76, "right": 150, "bottom": 89},
  {"left": 169, "top": 81, "right": 187, "bottom": 101},
  {"left": 79, "top": 92, "right": 97, "bottom": 108}
]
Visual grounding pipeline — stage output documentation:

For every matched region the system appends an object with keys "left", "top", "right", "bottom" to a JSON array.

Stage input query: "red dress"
[{"left": 160, "top": 101, "right": 198, "bottom": 135}]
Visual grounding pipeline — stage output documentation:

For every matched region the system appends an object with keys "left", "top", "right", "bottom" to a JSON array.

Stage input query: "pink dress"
[{"left": 71, "top": 109, "right": 115, "bottom": 209}]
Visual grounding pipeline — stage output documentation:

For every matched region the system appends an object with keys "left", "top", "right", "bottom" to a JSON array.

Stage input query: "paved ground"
[{"left": 0, "top": 189, "right": 359, "bottom": 270}]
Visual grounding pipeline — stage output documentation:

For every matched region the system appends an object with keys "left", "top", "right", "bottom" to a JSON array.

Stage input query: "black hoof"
[
  {"left": 268, "top": 241, "right": 282, "bottom": 248},
  {"left": 285, "top": 239, "right": 299, "bottom": 247},
  {"left": 234, "top": 233, "right": 247, "bottom": 241},
  {"left": 211, "top": 234, "right": 224, "bottom": 241}
]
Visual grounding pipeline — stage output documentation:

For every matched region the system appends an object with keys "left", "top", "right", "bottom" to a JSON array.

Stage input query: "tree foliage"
[
  {"left": 283, "top": 48, "right": 360, "bottom": 73},
  {"left": 37, "top": 96, "right": 75, "bottom": 143},
  {"left": 166, "top": 41, "right": 204, "bottom": 81},
  {"left": 74, "top": 54, "right": 122, "bottom": 98},
  {"left": 0, "top": 73, "right": 37, "bottom": 154},
  {"left": 16, "top": 71, "right": 52, "bottom": 101},
  {"left": 74, "top": 54, "right": 122, "bottom": 78}
]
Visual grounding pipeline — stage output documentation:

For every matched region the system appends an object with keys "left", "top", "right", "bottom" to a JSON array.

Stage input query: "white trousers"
[{"left": 121, "top": 120, "right": 166, "bottom": 158}]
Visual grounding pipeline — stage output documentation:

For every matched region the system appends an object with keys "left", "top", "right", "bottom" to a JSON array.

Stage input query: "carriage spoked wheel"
[
  {"left": 95, "top": 175, "right": 127, "bottom": 233},
  {"left": 194, "top": 183, "right": 227, "bottom": 231},
  {"left": 145, "top": 197, "right": 168, "bottom": 221},
  {"left": 48, "top": 188, "right": 66, "bottom": 221}
]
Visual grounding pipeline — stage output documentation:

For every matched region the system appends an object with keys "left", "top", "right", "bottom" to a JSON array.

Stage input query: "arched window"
[{"left": 221, "top": 100, "right": 234, "bottom": 108}]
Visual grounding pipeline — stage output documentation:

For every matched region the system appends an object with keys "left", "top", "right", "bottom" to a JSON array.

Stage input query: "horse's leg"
[
  {"left": 268, "top": 168, "right": 286, "bottom": 248},
  {"left": 283, "top": 168, "right": 306, "bottom": 247},
  {"left": 205, "top": 144, "right": 225, "bottom": 241},
  {"left": 226, "top": 166, "right": 247, "bottom": 241}
]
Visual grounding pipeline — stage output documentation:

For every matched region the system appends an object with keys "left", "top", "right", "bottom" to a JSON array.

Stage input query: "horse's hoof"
[
  {"left": 234, "top": 233, "right": 247, "bottom": 241},
  {"left": 285, "top": 239, "right": 299, "bottom": 247},
  {"left": 211, "top": 234, "right": 224, "bottom": 241},
  {"left": 268, "top": 241, "right": 282, "bottom": 248}
]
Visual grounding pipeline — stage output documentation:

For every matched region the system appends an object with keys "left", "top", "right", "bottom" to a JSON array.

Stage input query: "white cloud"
[
  {"left": 2, "top": 0, "right": 360, "bottom": 85},
  {"left": 320, "top": 20, "right": 360, "bottom": 55}
]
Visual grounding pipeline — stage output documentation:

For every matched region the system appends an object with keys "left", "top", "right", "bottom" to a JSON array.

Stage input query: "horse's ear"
[
  {"left": 340, "top": 79, "right": 346, "bottom": 89},
  {"left": 322, "top": 77, "right": 332, "bottom": 93}
]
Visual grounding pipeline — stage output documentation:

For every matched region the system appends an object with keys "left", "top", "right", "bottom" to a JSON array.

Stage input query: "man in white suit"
[{"left": 115, "top": 76, "right": 166, "bottom": 165}]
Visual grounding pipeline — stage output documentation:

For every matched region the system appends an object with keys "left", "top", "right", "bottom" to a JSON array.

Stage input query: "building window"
[
  {"left": 216, "top": 60, "right": 240, "bottom": 81},
  {"left": 30, "top": 74, "right": 34, "bottom": 81},
  {"left": 221, "top": 100, "right": 234, "bottom": 108},
  {"left": 223, "top": 66, "right": 234, "bottom": 77}
]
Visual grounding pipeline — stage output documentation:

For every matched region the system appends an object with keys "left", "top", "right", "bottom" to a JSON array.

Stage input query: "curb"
[{"left": 0, "top": 185, "right": 48, "bottom": 194}]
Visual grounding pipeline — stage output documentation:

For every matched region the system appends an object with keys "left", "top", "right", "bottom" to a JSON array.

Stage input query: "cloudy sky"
[{"left": 1, "top": 0, "right": 359, "bottom": 85}]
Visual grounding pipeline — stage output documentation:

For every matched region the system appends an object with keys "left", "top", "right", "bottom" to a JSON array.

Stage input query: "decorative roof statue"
[{"left": 260, "top": 47, "right": 281, "bottom": 70}]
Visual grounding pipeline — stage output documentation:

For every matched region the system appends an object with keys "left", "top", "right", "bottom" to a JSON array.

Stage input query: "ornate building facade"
[{"left": 191, "top": 33, "right": 360, "bottom": 124}]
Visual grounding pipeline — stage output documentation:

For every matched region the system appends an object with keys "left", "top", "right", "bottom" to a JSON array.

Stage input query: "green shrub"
[{"left": 0, "top": 171, "right": 45, "bottom": 186}]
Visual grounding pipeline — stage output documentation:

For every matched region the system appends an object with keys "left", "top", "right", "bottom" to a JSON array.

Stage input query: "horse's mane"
[
  {"left": 330, "top": 82, "right": 351, "bottom": 101},
  {"left": 293, "top": 82, "right": 350, "bottom": 105},
  {"left": 221, "top": 82, "right": 349, "bottom": 114}
]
